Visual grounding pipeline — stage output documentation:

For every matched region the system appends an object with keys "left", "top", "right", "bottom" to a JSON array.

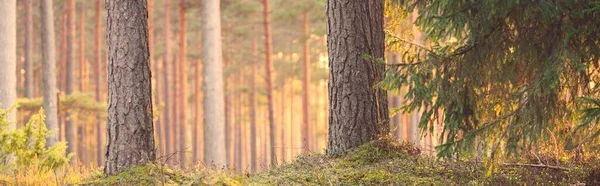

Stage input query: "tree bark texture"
[
  {"left": 326, "top": 0, "right": 388, "bottom": 156},
  {"left": 104, "top": 0, "right": 156, "bottom": 175}
]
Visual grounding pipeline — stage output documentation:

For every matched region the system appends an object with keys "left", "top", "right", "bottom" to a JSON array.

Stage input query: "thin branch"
[{"left": 502, "top": 163, "right": 571, "bottom": 171}]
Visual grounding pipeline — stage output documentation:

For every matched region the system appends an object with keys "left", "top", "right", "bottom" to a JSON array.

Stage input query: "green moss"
[
  {"left": 78, "top": 139, "right": 596, "bottom": 185},
  {"left": 78, "top": 164, "right": 188, "bottom": 186}
]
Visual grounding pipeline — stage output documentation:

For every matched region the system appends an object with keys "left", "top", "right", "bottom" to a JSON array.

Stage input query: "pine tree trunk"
[
  {"left": 201, "top": 0, "right": 227, "bottom": 168},
  {"left": 193, "top": 59, "right": 203, "bottom": 163},
  {"left": 262, "top": 0, "right": 277, "bottom": 166},
  {"left": 234, "top": 74, "right": 242, "bottom": 171},
  {"left": 326, "top": 0, "right": 388, "bottom": 156},
  {"left": 249, "top": 33, "right": 258, "bottom": 172},
  {"left": 94, "top": 0, "right": 103, "bottom": 167},
  {"left": 178, "top": 0, "right": 187, "bottom": 168},
  {"left": 105, "top": 0, "right": 156, "bottom": 175},
  {"left": 0, "top": 0, "right": 16, "bottom": 129},
  {"left": 41, "top": 0, "right": 59, "bottom": 147},
  {"left": 65, "top": 0, "right": 77, "bottom": 161},
  {"left": 77, "top": 2, "right": 87, "bottom": 165},
  {"left": 301, "top": 12, "right": 311, "bottom": 152},
  {"left": 59, "top": 14, "right": 67, "bottom": 142},
  {"left": 79, "top": 3, "right": 86, "bottom": 92},
  {"left": 24, "top": 0, "right": 34, "bottom": 99},
  {"left": 171, "top": 53, "right": 179, "bottom": 166},
  {"left": 163, "top": 0, "right": 173, "bottom": 161}
]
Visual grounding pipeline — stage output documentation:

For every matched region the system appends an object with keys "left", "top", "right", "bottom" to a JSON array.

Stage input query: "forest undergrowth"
[{"left": 3, "top": 138, "right": 594, "bottom": 186}]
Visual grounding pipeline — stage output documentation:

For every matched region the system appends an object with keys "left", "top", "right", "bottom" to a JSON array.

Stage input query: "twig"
[{"left": 502, "top": 163, "right": 571, "bottom": 171}]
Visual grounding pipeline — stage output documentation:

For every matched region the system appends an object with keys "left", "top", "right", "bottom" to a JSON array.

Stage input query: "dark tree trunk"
[
  {"left": 325, "top": 0, "right": 388, "bottom": 156},
  {"left": 105, "top": 0, "right": 156, "bottom": 175}
]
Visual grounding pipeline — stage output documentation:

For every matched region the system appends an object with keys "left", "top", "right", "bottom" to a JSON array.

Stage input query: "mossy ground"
[{"left": 76, "top": 140, "right": 596, "bottom": 185}]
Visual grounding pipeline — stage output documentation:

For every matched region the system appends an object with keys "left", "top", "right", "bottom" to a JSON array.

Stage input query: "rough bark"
[
  {"left": 24, "top": 0, "right": 34, "bottom": 99},
  {"left": 65, "top": 0, "right": 77, "bottom": 160},
  {"left": 301, "top": 12, "right": 311, "bottom": 152},
  {"left": 178, "top": 0, "right": 187, "bottom": 168},
  {"left": 262, "top": 0, "right": 277, "bottom": 166},
  {"left": 41, "top": 0, "right": 59, "bottom": 147},
  {"left": 326, "top": 0, "right": 388, "bottom": 156},
  {"left": 0, "top": 0, "right": 16, "bottom": 128},
  {"left": 201, "top": 0, "right": 227, "bottom": 168},
  {"left": 94, "top": 0, "right": 103, "bottom": 167},
  {"left": 104, "top": 0, "right": 156, "bottom": 175}
]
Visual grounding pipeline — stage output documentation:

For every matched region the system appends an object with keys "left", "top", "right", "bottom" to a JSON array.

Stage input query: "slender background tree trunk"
[
  {"left": 65, "top": 0, "right": 77, "bottom": 162},
  {"left": 24, "top": 0, "right": 34, "bottom": 99},
  {"left": 178, "top": 0, "right": 187, "bottom": 168},
  {"left": 94, "top": 0, "right": 103, "bottom": 167},
  {"left": 262, "top": 0, "right": 277, "bottom": 166},
  {"left": 41, "top": 0, "right": 59, "bottom": 146},
  {"left": 302, "top": 12, "right": 311, "bottom": 152}
]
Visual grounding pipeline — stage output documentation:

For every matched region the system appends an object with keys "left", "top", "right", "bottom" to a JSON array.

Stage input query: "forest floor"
[{"left": 71, "top": 139, "right": 600, "bottom": 186}]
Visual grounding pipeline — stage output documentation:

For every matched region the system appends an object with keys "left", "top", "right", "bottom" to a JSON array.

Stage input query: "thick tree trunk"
[
  {"left": 0, "top": 0, "right": 16, "bottom": 129},
  {"left": 41, "top": 0, "right": 59, "bottom": 147},
  {"left": 94, "top": 0, "right": 103, "bottom": 167},
  {"left": 178, "top": 0, "right": 187, "bottom": 168},
  {"left": 326, "top": 0, "right": 388, "bottom": 156},
  {"left": 301, "top": 12, "right": 311, "bottom": 152},
  {"left": 201, "top": 0, "right": 227, "bottom": 168},
  {"left": 65, "top": 0, "right": 77, "bottom": 161},
  {"left": 105, "top": 0, "right": 156, "bottom": 175},
  {"left": 262, "top": 0, "right": 277, "bottom": 166},
  {"left": 249, "top": 33, "right": 258, "bottom": 172},
  {"left": 24, "top": 0, "right": 34, "bottom": 99}
]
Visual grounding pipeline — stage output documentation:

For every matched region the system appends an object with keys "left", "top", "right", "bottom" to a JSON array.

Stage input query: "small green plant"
[{"left": 0, "top": 107, "right": 71, "bottom": 173}]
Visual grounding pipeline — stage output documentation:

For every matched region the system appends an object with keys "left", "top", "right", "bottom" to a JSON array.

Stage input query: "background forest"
[{"left": 0, "top": 0, "right": 599, "bottom": 185}]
